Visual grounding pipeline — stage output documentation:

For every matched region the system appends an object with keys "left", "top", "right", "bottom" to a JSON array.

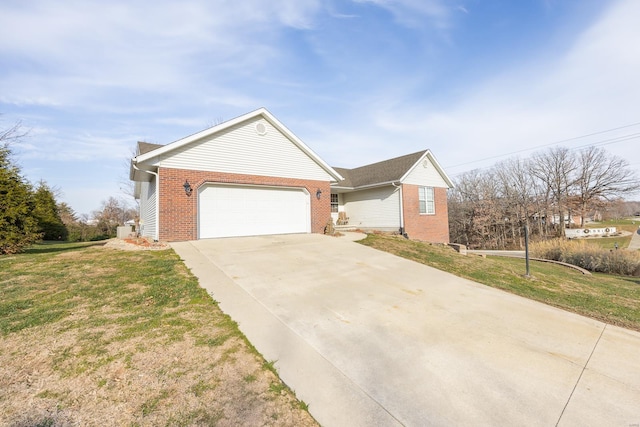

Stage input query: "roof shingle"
[
  {"left": 333, "top": 150, "right": 427, "bottom": 188},
  {"left": 137, "top": 141, "right": 164, "bottom": 155}
]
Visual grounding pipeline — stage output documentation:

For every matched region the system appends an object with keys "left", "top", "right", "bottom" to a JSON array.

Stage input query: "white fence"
[{"left": 566, "top": 227, "right": 617, "bottom": 238}]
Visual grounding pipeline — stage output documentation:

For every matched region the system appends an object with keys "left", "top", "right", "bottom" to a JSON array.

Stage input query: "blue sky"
[{"left": 1, "top": 0, "right": 639, "bottom": 216}]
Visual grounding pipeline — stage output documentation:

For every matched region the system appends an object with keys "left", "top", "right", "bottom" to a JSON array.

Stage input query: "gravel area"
[{"left": 103, "top": 237, "right": 170, "bottom": 251}]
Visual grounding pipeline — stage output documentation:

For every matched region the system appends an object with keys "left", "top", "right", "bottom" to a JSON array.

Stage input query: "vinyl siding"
[
  {"left": 139, "top": 178, "right": 157, "bottom": 240},
  {"left": 342, "top": 186, "right": 400, "bottom": 229},
  {"left": 402, "top": 156, "right": 449, "bottom": 187},
  {"left": 150, "top": 117, "right": 333, "bottom": 182}
]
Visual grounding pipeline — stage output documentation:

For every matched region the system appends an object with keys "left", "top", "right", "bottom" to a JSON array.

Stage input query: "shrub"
[
  {"left": 531, "top": 239, "right": 640, "bottom": 276},
  {"left": 66, "top": 222, "right": 108, "bottom": 242}
]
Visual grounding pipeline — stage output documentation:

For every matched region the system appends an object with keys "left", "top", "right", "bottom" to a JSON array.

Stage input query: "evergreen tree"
[
  {"left": 57, "top": 202, "right": 78, "bottom": 226},
  {"left": 33, "top": 181, "right": 68, "bottom": 240},
  {"left": 0, "top": 145, "right": 42, "bottom": 254}
]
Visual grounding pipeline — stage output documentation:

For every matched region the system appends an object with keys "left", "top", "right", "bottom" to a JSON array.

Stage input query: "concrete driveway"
[{"left": 171, "top": 234, "right": 640, "bottom": 427}]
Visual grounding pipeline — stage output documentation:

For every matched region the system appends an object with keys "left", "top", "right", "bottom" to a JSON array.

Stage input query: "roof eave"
[
  {"left": 399, "top": 150, "right": 455, "bottom": 189},
  {"left": 130, "top": 159, "right": 158, "bottom": 182},
  {"left": 331, "top": 180, "right": 400, "bottom": 191},
  {"left": 134, "top": 108, "right": 344, "bottom": 183}
]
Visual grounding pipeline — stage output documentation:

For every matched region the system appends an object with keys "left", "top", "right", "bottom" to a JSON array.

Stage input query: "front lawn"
[
  {"left": 359, "top": 234, "right": 640, "bottom": 331},
  {"left": 0, "top": 241, "right": 316, "bottom": 426}
]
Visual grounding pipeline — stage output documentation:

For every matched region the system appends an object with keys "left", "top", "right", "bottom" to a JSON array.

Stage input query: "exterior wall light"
[
  {"left": 183, "top": 180, "right": 193, "bottom": 196},
  {"left": 316, "top": 188, "right": 322, "bottom": 200}
]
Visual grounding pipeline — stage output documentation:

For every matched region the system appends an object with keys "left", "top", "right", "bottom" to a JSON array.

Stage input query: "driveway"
[{"left": 171, "top": 234, "right": 640, "bottom": 427}]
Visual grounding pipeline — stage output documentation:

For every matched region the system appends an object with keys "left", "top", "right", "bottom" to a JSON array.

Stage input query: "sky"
[{"left": 1, "top": 0, "right": 639, "bottom": 216}]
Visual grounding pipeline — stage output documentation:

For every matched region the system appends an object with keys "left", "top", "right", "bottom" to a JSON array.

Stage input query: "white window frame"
[
  {"left": 330, "top": 193, "right": 339, "bottom": 213},
  {"left": 419, "top": 186, "right": 435, "bottom": 215}
]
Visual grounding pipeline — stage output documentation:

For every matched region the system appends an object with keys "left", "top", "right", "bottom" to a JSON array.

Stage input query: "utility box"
[{"left": 116, "top": 226, "right": 133, "bottom": 239}]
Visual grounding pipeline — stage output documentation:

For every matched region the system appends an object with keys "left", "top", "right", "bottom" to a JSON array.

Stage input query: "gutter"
[
  {"left": 131, "top": 161, "right": 159, "bottom": 241},
  {"left": 391, "top": 182, "right": 405, "bottom": 235},
  {"left": 332, "top": 180, "right": 401, "bottom": 191}
]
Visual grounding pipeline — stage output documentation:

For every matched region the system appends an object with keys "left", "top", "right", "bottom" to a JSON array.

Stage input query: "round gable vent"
[{"left": 256, "top": 122, "right": 267, "bottom": 135}]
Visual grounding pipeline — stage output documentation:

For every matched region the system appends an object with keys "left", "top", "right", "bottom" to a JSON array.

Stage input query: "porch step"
[{"left": 335, "top": 225, "right": 357, "bottom": 232}]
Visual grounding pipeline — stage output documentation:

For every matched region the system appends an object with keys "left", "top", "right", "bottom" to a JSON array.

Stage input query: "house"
[
  {"left": 331, "top": 150, "right": 454, "bottom": 242},
  {"left": 130, "top": 108, "right": 454, "bottom": 242}
]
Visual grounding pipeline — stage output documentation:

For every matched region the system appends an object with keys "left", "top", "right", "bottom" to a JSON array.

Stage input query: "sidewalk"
[{"left": 628, "top": 227, "right": 640, "bottom": 250}]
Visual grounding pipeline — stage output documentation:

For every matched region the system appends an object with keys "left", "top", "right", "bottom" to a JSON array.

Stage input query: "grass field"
[
  {"left": 580, "top": 218, "right": 639, "bottom": 249},
  {"left": 359, "top": 233, "right": 640, "bottom": 332},
  {"left": 0, "top": 241, "right": 317, "bottom": 427}
]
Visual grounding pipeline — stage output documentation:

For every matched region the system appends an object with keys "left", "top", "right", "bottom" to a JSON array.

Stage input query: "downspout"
[
  {"left": 132, "top": 162, "right": 159, "bottom": 241},
  {"left": 391, "top": 182, "right": 406, "bottom": 237}
]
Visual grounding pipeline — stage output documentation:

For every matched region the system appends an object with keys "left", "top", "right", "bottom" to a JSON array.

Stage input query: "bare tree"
[
  {"left": 449, "top": 169, "right": 505, "bottom": 249},
  {"left": 448, "top": 170, "right": 479, "bottom": 247},
  {"left": 574, "top": 146, "right": 640, "bottom": 226},
  {"left": 92, "top": 196, "right": 135, "bottom": 237},
  {"left": 529, "top": 147, "right": 577, "bottom": 237},
  {"left": 0, "top": 119, "right": 28, "bottom": 148},
  {"left": 494, "top": 157, "right": 538, "bottom": 247},
  {"left": 120, "top": 147, "right": 140, "bottom": 211},
  {"left": 450, "top": 145, "right": 639, "bottom": 248}
]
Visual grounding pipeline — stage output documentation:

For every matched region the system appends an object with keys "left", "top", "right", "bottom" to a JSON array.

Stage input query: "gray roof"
[
  {"left": 333, "top": 150, "right": 427, "bottom": 188},
  {"left": 137, "top": 141, "right": 163, "bottom": 155}
]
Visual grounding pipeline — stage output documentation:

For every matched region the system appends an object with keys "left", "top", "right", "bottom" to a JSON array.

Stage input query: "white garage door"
[{"left": 198, "top": 184, "right": 310, "bottom": 238}]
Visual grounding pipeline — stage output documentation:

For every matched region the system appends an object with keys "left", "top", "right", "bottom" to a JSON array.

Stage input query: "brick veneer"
[
  {"left": 401, "top": 184, "right": 450, "bottom": 243},
  {"left": 157, "top": 168, "right": 331, "bottom": 241}
]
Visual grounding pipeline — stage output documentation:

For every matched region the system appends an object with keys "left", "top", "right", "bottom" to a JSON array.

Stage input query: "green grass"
[
  {"left": 583, "top": 235, "right": 631, "bottom": 250},
  {"left": 359, "top": 234, "right": 640, "bottom": 331},
  {"left": 0, "top": 241, "right": 236, "bottom": 380},
  {"left": 0, "top": 241, "right": 316, "bottom": 426},
  {"left": 0, "top": 241, "right": 213, "bottom": 343}
]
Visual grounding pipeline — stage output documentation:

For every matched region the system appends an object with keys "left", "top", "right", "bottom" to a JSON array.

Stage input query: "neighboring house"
[
  {"left": 549, "top": 213, "right": 590, "bottom": 226},
  {"left": 130, "top": 108, "right": 454, "bottom": 242},
  {"left": 331, "top": 150, "right": 454, "bottom": 242}
]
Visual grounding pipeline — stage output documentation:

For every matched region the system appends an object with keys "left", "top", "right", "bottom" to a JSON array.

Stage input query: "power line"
[
  {"left": 572, "top": 133, "right": 640, "bottom": 150},
  {"left": 445, "top": 121, "right": 640, "bottom": 169}
]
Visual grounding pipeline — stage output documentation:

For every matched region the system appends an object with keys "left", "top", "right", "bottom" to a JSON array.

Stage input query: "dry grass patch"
[
  {"left": 531, "top": 239, "right": 640, "bottom": 276},
  {"left": 0, "top": 241, "right": 316, "bottom": 427}
]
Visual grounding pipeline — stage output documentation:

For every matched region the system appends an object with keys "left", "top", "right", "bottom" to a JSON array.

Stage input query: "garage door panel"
[{"left": 199, "top": 185, "right": 310, "bottom": 238}]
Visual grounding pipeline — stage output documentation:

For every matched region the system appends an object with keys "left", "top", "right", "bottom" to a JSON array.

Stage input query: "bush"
[
  {"left": 66, "top": 222, "right": 108, "bottom": 242},
  {"left": 531, "top": 239, "right": 640, "bottom": 276}
]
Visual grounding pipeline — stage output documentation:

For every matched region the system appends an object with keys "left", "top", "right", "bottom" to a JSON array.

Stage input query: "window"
[
  {"left": 418, "top": 187, "right": 435, "bottom": 214},
  {"left": 330, "top": 193, "right": 339, "bottom": 213}
]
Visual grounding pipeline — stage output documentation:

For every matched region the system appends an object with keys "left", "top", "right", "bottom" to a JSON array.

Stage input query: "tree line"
[
  {"left": 1, "top": 122, "right": 136, "bottom": 254},
  {"left": 448, "top": 146, "right": 639, "bottom": 250}
]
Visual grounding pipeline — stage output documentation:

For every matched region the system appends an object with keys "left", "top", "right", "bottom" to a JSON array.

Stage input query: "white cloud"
[
  {"left": 18, "top": 127, "right": 135, "bottom": 162},
  {"left": 0, "top": 0, "right": 322, "bottom": 108},
  {"left": 342, "top": 0, "right": 640, "bottom": 172},
  {"left": 352, "top": 0, "right": 451, "bottom": 28}
]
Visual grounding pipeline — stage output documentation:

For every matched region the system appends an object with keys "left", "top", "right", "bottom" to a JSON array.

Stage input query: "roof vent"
[
  {"left": 423, "top": 159, "right": 429, "bottom": 168},
  {"left": 256, "top": 122, "right": 267, "bottom": 136}
]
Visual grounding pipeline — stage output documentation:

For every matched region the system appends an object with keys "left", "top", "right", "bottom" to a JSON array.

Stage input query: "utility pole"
[{"left": 524, "top": 225, "right": 530, "bottom": 277}]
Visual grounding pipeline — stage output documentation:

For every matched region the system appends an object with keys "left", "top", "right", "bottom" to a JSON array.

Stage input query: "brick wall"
[
  {"left": 401, "top": 184, "right": 450, "bottom": 243},
  {"left": 157, "top": 167, "right": 331, "bottom": 241}
]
